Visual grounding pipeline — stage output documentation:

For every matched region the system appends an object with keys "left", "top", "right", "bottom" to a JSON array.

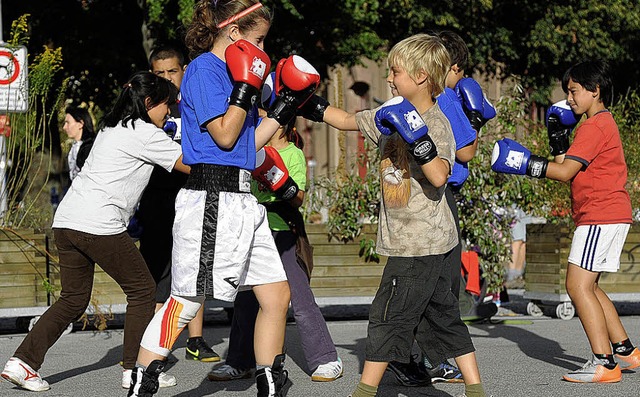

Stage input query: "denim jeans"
[{"left": 14, "top": 229, "right": 156, "bottom": 370}]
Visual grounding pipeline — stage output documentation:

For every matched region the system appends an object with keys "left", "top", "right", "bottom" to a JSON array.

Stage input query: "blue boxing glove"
[
  {"left": 260, "top": 71, "right": 277, "bottom": 110},
  {"left": 491, "top": 138, "right": 548, "bottom": 178},
  {"left": 455, "top": 77, "right": 496, "bottom": 131},
  {"left": 375, "top": 96, "right": 437, "bottom": 165},
  {"left": 163, "top": 117, "right": 180, "bottom": 140},
  {"left": 546, "top": 100, "right": 578, "bottom": 156}
]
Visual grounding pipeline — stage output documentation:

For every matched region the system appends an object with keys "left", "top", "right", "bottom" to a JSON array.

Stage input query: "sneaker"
[
  {"left": 386, "top": 355, "right": 431, "bottom": 387},
  {"left": 1, "top": 357, "right": 50, "bottom": 392},
  {"left": 207, "top": 364, "right": 253, "bottom": 381},
  {"left": 311, "top": 358, "right": 343, "bottom": 382},
  {"left": 122, "top": 368, "right": 177, "bottom": 388},
  {"left": 127, "top": 360, "right": 165, "bottom": 397},
  {"left": 615, "top": 347, "right": 640, "bottom": 370},
  {"left": 185, "top": 337, "right": 221, "bottom": 362},
  {"left": 424, "top": 360, "right": 464, "bottom": 383},
  {"left": 563, "top": 355, "right": 622, "bottom": 383},
  {"left": 256, "top": 354, "right": 288, "bottom": 397}
]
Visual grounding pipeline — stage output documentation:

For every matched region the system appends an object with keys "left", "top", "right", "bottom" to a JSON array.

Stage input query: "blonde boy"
[{"left": 299, "top": 33, "right": 488, "bottom": 397}]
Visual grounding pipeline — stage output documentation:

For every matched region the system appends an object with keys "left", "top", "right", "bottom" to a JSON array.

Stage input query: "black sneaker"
[
  {"left": 185, "top": 337, "right": 221, "bottom": 362},
  {"left": 386, "top": 355, "right": 431, "bottom": 387},
  {"left": 256, "top": 354, "right": 288, "bottom": 397},
  {"left": 127, "top": 360, "right": 165, "bottom": 397},
  {"left": 424, "top": 360, "right": 464, "bottom": 383}
]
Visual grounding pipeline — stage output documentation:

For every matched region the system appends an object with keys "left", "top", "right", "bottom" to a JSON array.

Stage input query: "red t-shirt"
[{"left": 565, "top": 111, "right": 632, "bottom": 226}]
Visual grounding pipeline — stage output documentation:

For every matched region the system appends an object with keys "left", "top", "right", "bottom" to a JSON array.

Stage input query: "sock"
[
  {"left": 350, "top": 382, "right": 377, "bottom": 397},
  {"left": 464, "top": 383, "right": 486, "bottom": 397},
  {"left": 594, "top": 353, "right": 617, "bottom": 369},
  {"left": 612, "top": 339, "right": 635, "bottom": 356},
  {"left": 256, "top": 364, "right": 268, "bottom": 371}
]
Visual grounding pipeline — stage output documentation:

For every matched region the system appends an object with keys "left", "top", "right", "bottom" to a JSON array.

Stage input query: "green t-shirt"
[{"left": 251, "top": 142, "right": 307, "bottom": 231}]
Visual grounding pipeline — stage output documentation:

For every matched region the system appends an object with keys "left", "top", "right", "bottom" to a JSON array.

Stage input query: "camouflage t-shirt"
[{"left": 355, "top": 102, "right": 458, "bottom": 256}]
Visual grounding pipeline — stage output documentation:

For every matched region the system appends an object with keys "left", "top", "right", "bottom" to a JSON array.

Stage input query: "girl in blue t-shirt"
[{"left": 129, "top": 1, "right": 319, "bottom": 396}]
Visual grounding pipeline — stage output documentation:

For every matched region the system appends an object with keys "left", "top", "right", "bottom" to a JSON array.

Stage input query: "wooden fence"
[{"left": 0, "top": 224, "right": 387, "bottom": 310}]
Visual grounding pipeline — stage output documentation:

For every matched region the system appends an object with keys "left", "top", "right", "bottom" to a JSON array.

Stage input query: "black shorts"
[{"left": 365, "top": 250, "right": 474, "bottom": 363}]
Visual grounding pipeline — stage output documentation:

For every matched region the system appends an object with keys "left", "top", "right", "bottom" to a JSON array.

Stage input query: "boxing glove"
[
  {"left": 163, "top": 117, "right": 181, "bottom": 140},
  {"left": 546, "top": 100, "right": 578, "bottom": 156},
  {"left": 253, "top": 146, "right": 300, "bottom": 200},
  {"left": 260, "top": 72, "right": 277, "bottom": 110},
  {"left": 374, "top": 96, "right": 437, "bottom": 165},
  {"left": 267, "top": 55, "right": 320, "bottom": 125},
  {"left": 298, "top": 94, "right": 330, "bottom": 122},
  {"left": 226, "top": 40, "right": 271, "bottom": 111},
  {"left": 455, "top": 77, "right": 496, "bottom": 131},
  {"left": 491, "top": 138, "right": 547, "bottom": 178}
]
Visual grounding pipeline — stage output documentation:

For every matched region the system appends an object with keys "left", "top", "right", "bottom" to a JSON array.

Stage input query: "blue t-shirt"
[
  {"left": 179, "top": 52, "right": 258, "bottom": 169},
  {"left": 437, "top": 87, "right": 477, "bottom": 188}
]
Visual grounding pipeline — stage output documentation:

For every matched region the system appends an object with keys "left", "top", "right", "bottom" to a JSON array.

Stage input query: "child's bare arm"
[
  {"left": 323, "top": 106, "right": 359, "bottom": 131},
  {"left": 546, "top": 156, "right": 582, "bottom": 182},
  {"left": 255, "top": 117, "right": 281, "bottom": 150},
  {"left": 456, "top": 138, "right": 478, "bottom": 163},
  {"left": 204, "top": 107, "right": 247, "bottom": 149},
  {"left": 420, "top": 158, "right": 451, "bottom": 188},
  {"left": 173, "top": 154, "right": 191, "bottom": 174}
]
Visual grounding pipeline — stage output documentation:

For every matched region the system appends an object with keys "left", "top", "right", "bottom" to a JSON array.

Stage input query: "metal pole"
[{"left": 0, "top": 0, "right": 8, "bottom": 224}]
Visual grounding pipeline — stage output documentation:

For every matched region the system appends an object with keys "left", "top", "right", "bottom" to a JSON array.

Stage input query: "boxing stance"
[
  {"left": 127, "top": 1, "right": 320, "bottom": 396},
  {"left": 492, "top": 59, "right": 640, "bottom": 383}
]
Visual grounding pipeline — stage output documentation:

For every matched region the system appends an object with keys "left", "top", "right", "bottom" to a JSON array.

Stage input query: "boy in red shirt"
[{"left": 491, "top": 59, "right": 640, "bottom": 383}]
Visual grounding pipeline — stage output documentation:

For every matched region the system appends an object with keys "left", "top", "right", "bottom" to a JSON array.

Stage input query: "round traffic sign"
[{"left": 0, "top": 50, "right": 21, "bottom": 85}]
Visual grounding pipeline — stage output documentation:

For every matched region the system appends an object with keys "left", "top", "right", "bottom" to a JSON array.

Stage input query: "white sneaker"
[
  {"left": 311, "top": 358, "right": 343, "bottom": 382},
  {"left": 1, "top": 357, "right": 50, "bottom": 392},
  {"left": 122, "top": 368, "right": 177, "bottom": 388}
]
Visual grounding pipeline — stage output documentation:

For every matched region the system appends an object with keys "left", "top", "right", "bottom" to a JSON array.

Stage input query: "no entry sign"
[{"left": 0, "top": 45, "right": 28, "bottom": 113}]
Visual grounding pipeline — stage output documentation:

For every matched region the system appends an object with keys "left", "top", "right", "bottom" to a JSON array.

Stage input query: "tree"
[
  {"left": 5, "top": 1, "right": 639, "bottom": 108},
  {"left": 2, "top": 0, "right": 148, "bottom": 112}
]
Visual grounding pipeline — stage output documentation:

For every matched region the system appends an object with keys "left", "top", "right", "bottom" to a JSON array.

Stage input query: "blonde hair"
[{"left": 387, "top": 34, "right": 451, "bottom": 99}]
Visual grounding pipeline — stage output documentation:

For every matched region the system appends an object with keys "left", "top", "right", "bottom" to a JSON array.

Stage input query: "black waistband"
[{"left": 185, "top": 164, "right": 252, "bottom": 193}]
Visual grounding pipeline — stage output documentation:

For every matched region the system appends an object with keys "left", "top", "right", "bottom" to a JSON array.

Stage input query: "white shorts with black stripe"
[
  {"left": 170, "top": 165, "right": 286, "bottom": 302},
  {"left": 568, "top": 224, "right": 630, "bottom": 273}
]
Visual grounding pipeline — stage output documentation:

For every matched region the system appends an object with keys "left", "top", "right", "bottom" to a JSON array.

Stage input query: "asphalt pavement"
[{"left": 2, "top": 290, "right": 640, "bottom": 397}]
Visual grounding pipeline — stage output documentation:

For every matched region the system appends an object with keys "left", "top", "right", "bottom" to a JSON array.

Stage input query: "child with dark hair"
[
  {"left": 1, "top": 71, "right": 189, "bottom": 393},
  {"left": 492, "top": 59, "right": 640, "bottom": 383}
]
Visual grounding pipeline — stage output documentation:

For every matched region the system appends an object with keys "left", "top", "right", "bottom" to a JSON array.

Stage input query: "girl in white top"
[{"left": 0, "top": 71, "right": 189, "bottom": 393}]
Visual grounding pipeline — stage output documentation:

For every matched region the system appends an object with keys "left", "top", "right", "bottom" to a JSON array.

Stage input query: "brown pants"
[{"left": 14, "top": 229, "right": 156, "bottom": 370}]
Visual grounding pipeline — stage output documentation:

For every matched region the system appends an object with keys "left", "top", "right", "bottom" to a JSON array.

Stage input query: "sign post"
[{"left": 0, "top": 1, "right": 30, "bottom": 223}]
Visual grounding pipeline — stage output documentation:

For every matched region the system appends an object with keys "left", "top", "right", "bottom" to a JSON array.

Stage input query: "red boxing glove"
[
  {"left": 253, "top": 146, "right": 299, "bottom": 201},
  {"left": 267, "top": 55, "right": 320, "bottom": 125},
  {"left": 274, "top": 55, "right": 320, "bottom": 95},
  {"left": 225, "top": 40, "right": 271, "bottom": 111}
]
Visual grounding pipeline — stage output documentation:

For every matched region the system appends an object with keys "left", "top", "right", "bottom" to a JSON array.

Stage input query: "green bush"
[
  {"left": 2, "top": 14, "right": 65, "bottom": 229},
  {"left": 307, "top": 84, "right": 640, "bottom": 293},
  {"left": 611, "top": 90, "right": 640, "bottom": 219}
]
